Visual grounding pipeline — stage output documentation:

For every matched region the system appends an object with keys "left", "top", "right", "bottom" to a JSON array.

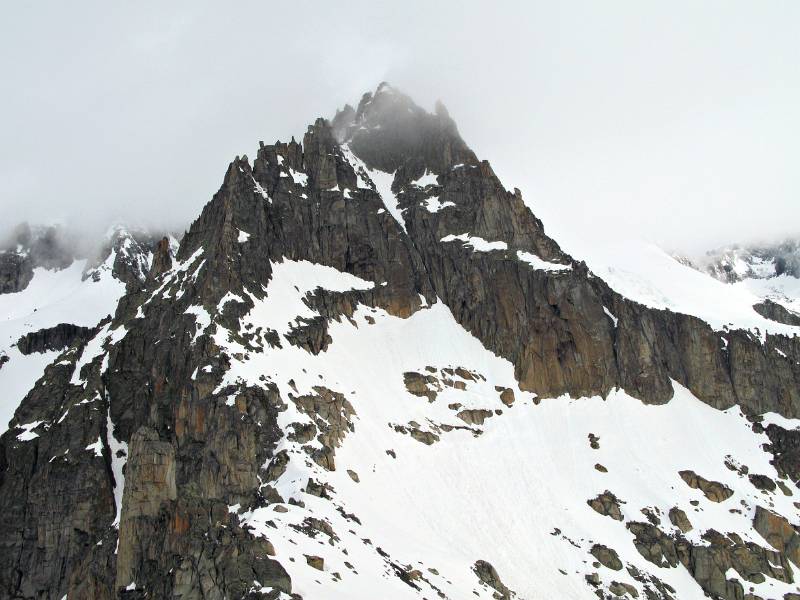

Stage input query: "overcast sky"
[{"left": 1, "top": 1, "right": 798, "bottom": 253}]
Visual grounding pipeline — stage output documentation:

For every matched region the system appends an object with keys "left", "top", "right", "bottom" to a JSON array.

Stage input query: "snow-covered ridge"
[
  {"left": 690, "top": 239, "right": 800, "bottom": 283},
  {"left": 565, "top": 238, "right": 800, "bottom": 341},
  {"left": 675, "top": 238, "right": 800, "bottom": 329}
]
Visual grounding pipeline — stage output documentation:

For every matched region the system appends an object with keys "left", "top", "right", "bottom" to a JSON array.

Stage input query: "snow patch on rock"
[
  {"left": 516, "top": 250, "right": 572, "bottom": 272},
  {"left": 422, "top": 196, "right": 455, "bottom": 213},
  {"left": 441, "top": 233, "right": 507, "bottom": 252}
]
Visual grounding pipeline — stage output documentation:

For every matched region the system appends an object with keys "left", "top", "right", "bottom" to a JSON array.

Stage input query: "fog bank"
[{"left": 1, "top": 1, "right": 798, "bottom": 254}]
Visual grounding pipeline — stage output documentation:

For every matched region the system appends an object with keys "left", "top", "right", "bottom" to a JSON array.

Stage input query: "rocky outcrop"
[
  {"left": 753, "top": 505, "right": 800, "bottom": 567},
  {"left": 667, "top": 507, "right": 692, "bottom": 533},
  {"left": 473, "top": 560, "right": 514, "bottom": 599},
  {"left": 626, "top": 520, "right": 795, "bottom": 600},
  {"left": 763, "top": 423, "right": 800, "bottom": 482},
  {"left": 608, "top": 580, "right": 639, "bottom": 598},
  {"left": 590, "top": 544, "right": 623, "bottom": 571},
  {"left": 627, "top": 521, "right": 680, "bottom": 568},
  {"left": 496, "top": 387, "right": 515, "bottom": 407},
  {"left": 292, "top": 386, "right": 355, "bottom": 471},
  {"left": 754, "top": 299, "right": 800, "bottom": 326},
  {"left": 456, "top": 409, "right": 493, "bottom": 426},
  {"left": 623, "top": 513, "right": 800, "bottom": 600},
  {"left": 337, "top": 86, "right": 800, "bottom": 416},
  {"left": 147, "top": 236, "right": 173, "bottom": 281},
  {"left": 403, "top": 371, "right": 439, "bottom": 402},
  {"left": 749, "top": 472, "right": 777, "bottom": 492},
  {"left": 678, "top": 470, "right": 734, "bottom": 502},
  {"left": 0, "top": 251, "right": 33, "bottom": 294},
  {"left": 16, "top": 323, "right": 96, "bottom": 355},
  {"left": 588, "top": 491, "right": 624, "bottom": 521}
]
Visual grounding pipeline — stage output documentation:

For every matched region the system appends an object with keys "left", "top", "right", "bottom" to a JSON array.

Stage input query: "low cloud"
[{"left": 1, "top": 1, "right": 798, "bottom": 253}]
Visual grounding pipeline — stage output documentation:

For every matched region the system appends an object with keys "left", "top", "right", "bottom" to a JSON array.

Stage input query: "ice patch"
[{"left": 223, "top": 282, "right": 787, "bottom": 599}]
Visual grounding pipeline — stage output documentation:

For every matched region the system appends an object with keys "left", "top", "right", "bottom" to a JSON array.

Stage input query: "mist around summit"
[{"left": 2, "top": 5, "right": 800, "bottom": 600}]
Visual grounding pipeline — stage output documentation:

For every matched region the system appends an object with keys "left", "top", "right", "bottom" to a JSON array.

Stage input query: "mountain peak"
[
  {"left": 374, "top": 80, "right": 395, "bottom": 95},
  {"left": 4, "top": 87, "right": 800, "bottom": 600},
  {"left": 330, "top": 84, "right": 475, "bottom": 176}
]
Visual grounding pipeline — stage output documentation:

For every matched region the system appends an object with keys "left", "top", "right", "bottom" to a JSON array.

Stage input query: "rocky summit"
[{"left": 2, "top": 83, "right": 800, "bottom": 600}]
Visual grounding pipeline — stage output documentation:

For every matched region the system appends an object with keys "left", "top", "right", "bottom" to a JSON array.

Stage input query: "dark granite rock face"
[
  {"left": 330, "top": 85, "right": 800, "bottom": 415},
  {"left": 764, "top": 423, "right": 800, "bottom": 482},
  {"left": 754, "top": 299, "right": 800, "bottom": 326},
  {"left": 0, "top": 360, "right": 115, "bottom": 600},
  {"left": 16, "top": 323, "right": 97, "bottom": 355},
  {"left": 147, "top": 237, "right": 173, "bottom": 282},
  {"left": 2, "top": 83, "right": 800, "bottom": 599},
  {"left": 0, "top": 251, "right": 33, "bottom": 294}
]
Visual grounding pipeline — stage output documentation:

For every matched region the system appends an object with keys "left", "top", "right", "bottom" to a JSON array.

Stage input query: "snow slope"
[
  {"left": 733, "top": 275, "right": 800, "bottom": 316},
  {"left": 205, "top": 258, "right": 800, "bottom": 599},
  {"left": 563, "top": 238, "right": 800, "bottom": 340},
  {"left": 0, "top": 255, "right": 126, "bottom": 435}
]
